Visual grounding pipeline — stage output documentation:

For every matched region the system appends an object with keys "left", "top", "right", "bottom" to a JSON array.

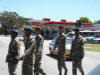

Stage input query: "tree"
[
  {"left": 80, "top": 17, "right": 92, "bottom": 23},
  {"left": 94, "top": 20, "right": 100, "bottom": 24},
  {"left": 0, "top": 11, "right": 26, "bottom": 35}
]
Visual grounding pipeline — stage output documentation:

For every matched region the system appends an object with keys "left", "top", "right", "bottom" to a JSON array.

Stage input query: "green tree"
[
  {"left": 94, "top": 20, "right": 100, "bottom": 24},
  {"left": 0, "top": 11, "right": 26, "bottom": 35},
  {"left": 80, "top": 17, "right": 92, "bottom": 23}
]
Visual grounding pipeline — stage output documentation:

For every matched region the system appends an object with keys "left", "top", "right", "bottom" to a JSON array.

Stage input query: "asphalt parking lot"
[{"left": 0, "top": 36, "right": 100, "bottom": 75}]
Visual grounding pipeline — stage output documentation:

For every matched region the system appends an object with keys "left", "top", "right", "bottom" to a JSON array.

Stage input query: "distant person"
[
  {"left": 70, "top": 28, "right": 85, "bottom": 75},
  {"left": 34, "top": 27, "right": 46, "bottom": 75},
  {"left": 54, "top": 26, "right": 68, "bottom": 75},
  {"left": 6, "top": 30, "right": 20, "bottom": 75},
  {"left": 17, "top": 27, "right": 36, "bottom": 75}
]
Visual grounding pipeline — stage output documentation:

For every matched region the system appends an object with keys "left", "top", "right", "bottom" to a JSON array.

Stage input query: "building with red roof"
[{"left": 27, "top": 18, "right": 93, "bottom": 32}]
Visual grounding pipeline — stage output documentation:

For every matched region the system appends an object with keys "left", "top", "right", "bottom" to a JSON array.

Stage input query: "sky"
[{"left": 0, "top": 0, "right": 100, "bottom": 22}]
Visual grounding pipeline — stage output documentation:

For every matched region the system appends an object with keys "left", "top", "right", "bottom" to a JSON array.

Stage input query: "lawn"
[{"left": 85, "top": 44, "right": 100, "bottom": 52}]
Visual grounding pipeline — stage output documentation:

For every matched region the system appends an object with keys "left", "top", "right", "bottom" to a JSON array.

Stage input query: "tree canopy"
[
  {"left": 94, "top": 20, "right": 100, "bottom": 24},
  {"left": 80, "top": 17, "right": 92, "bottom": 23},
  {"left": 0, "top": 11, "right": 26, "bottom": 34}
]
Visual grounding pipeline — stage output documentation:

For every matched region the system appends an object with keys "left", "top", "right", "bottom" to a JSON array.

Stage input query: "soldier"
[
  {"left": 6, "top": 30, "right": 20, "bottom": 75},
  {"left": 54, "top": 26, "right": 68, "bottom": 75},
  {"left": 34, "top": 27, "right": 46, "bottom": 75},
  {"left": 17, "top": 27, "right": 36, "bottom": 75},
  {"left": 70, "top": 28, "right": 85, "bottom": 75}
]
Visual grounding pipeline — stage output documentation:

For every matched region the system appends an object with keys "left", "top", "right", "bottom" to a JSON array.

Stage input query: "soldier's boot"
[
  {"left": 34, "top": 70, "right": 39, "bottom": 75},
  {"left": 72, "top": 69, "right": 77, "bottom": 75},
  {"left": 36, "top": 73, "right": 39, "bottom": 75},
  {"left": 58, "top": 67, "right": 62, "bottom": 75},
  {"left": 34, "top": 72, "right": 39, "bottom": 75},
  {"left": 41, "top": 72, "right": 46, "bottom": 75},
  {"left": 64, "top": 69, "right": 68, "bottom": 75},
  {"left": 59, "top": 72, "right": 62, "bottom": 75},
  {"left": 39, "top": 69, "right": 46, "bottom": 75},
  {"left": 59, "top": 70, "right": 62, "bottom": 75}
]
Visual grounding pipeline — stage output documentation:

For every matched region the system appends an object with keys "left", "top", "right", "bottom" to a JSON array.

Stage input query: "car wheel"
[{"left": 49, "top": 48, "right": 53, "bottom": 55}]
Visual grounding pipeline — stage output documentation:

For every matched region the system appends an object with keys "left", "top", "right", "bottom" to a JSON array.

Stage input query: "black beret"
[
  {"left": 58, "top": 26, "right": 64, "bottom": 29},
  {"left": 35, "top": 27, "right": 41, "bottom": 31}
]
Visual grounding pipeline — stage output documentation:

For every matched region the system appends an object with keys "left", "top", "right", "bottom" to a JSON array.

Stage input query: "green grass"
[{"left": 85, "top": 44, "right": 100, "bottom": 52}]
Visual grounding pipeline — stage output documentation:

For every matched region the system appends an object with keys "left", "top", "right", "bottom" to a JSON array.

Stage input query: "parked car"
[
  {"left": 49, "top": 37, "right": 73, "bottom": 59},
  {"left": 91, "top": 38, "right": 100, "bottom": 44},
  {"left": 91, "top": 34, "right": 100, "bottom": 44},
  {"left": 48, "top": 33, "right": 58, "bottom": 39},
  {"left": 17, "top": 35, "right": 24, "bottom": 41},
  {"left": 84, "top": 35, "right": 95, "bottom": 43}
]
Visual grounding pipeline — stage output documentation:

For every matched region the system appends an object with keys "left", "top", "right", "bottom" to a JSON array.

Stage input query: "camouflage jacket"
[
  {"left": 6, "top": 39, "right": 20, "bottom": 64},
  {"left": 22, "top": 35, "right": 36, "bottom": 64},
  {"left": 70, "top": 36, "right": 85, "bottom": 59},
  {"left": 54, "top": 33, "right": 66, "bottom": 57}
]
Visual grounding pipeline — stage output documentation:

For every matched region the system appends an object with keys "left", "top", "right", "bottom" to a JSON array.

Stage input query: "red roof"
[{"left": 30, "top": 21, "right": 92, "bottom": 26}]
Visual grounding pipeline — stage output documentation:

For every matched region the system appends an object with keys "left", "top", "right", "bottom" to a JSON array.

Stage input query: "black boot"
[{"left": 64, "top": 69, "right": 68, "bottom": 75}]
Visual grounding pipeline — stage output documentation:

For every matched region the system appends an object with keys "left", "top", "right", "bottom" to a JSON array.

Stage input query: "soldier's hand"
[{"left": 16, "top": 57, "right": 23, "bottom": 60}]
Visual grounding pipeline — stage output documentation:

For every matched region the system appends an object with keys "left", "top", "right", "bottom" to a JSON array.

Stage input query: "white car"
[
  {"left": 49, "top": 37, "right": 73, "bottom": 59},
  {"left": 91, "top": 34, "right": 100, "bottom": 44},
  {"left": 17, "top": 35, "right": 24, "bottom": 41}
]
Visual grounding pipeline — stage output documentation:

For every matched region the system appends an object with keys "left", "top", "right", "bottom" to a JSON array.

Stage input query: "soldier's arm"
[
  {"left": 81, "top": 37, "right": 85, "bottom": 45},
  {"left": 63, "top": 36, "right": 67, "bottom": 57},
  {"left": 20, "top": 41, "right": 36, "bottom": 59},
  {"left": 70, "top": 40, "right": 74, "bottom": 57},
  {"left": 36, "top": 37, "right": 43, "bottom": 55},
  {"left": 14, "top": 40, "right": 20, "bottom": 60},
  {"left": 6, "top": 42, "right": 11, "bottom": 62},
  {"left": 53, "top": 38, "right": 58, "bottom": 50},
  {"left": 81, "top": 38, "right": 85, "bottom": 57}
]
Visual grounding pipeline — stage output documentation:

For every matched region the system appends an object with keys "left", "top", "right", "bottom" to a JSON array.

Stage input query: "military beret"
[
  {"left": 24, "top": 26, "right": 32, "bottom": 32},
  {"left": 35, "top": 27, "right": 41, "bottom": 31},
  {"left": 11, "top": 30, "right": 18, "bottom": 35},
  {"left": 58, "top": 26, "right": 64, "bottom": 29}
]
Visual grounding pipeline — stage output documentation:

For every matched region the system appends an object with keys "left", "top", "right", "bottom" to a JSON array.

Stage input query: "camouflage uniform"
[
  {"left": 6, "top": 39, "right": 20, "bottom": 75},
  {"left": 22, "top": 35, "right": 36, "bottom": 75},
  {"left": 54, "top": 33, "right": 68, "bottom": 75},
  {"left": 71, "top": 36, "right": 85, "bottom": 75},
  {"left": 34, "top": 34, "right": 46, "bottom": 75}
]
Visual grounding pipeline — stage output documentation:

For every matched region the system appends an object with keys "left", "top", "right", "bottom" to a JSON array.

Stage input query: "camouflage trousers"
[
  {"left": 22, "top": 62, "right": 34, "bottom": 75},
  {"left": 34, "top": 56, "right": 41, "bottom": 68},
  {"left": 57, "top": 56, "right": 66, "bottom": 69},
  {"left": 72, "top": 59, "right": 84, "bottom": 75},
  {"left": 8, "top": 63, "right": 18, "bottom": 75},
  {"left": 34, "top": 56, "right": 42, "bottom": 74}
]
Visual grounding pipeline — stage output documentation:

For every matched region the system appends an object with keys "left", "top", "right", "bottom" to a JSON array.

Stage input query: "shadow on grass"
[{"left": 46, "top": 54, "right": 72, "bottom": 62}]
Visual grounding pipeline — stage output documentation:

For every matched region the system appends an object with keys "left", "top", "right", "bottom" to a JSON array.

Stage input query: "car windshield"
[
  {"left": 95, "top": 35, "right": 100, "bottom": 38},
  {"left": 66, "top": 38, "right": 73, "bottom": 50},
  {"left": 52, "top": 37, "right": 73, "bottom": 50},
  {"left": 66, "top": 39, "right": 73, "bottom": 44}
]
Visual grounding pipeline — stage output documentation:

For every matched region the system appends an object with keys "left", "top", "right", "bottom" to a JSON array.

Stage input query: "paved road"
[{"left": 0, "top": 36, "right": 100, "bottom": 75}]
